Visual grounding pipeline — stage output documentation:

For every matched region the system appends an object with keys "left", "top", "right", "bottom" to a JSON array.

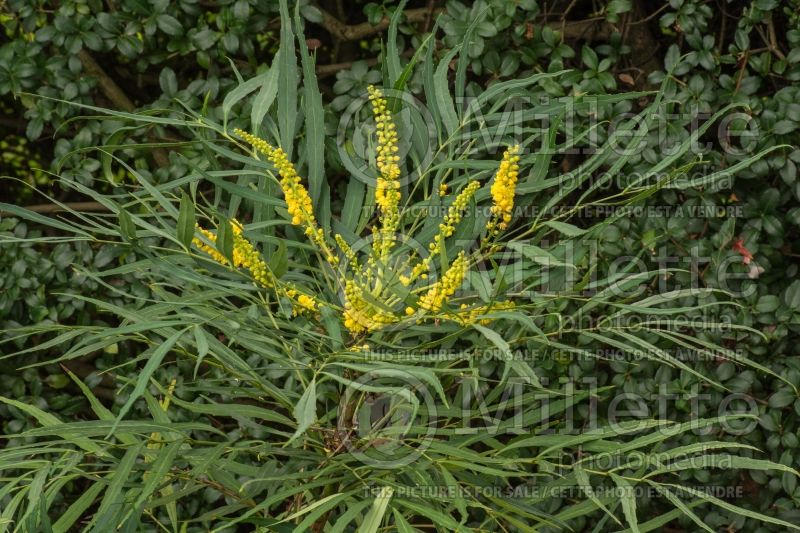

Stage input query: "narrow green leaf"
[
  {"left": 295, "top": 3, "right": 325, "bottom": 208},
  {"left": 434, "top": 47, "right": 461, "bottom": 138},
  {"left": 0, "top": 396, "right": 104, "bottom": 455},
  {"left": 269, "top": 239, "right": 288, "bottom": 279},
  {"left": 359, "top": 486, "right": 393, "bottom": 533},
  {"left": 278, "top": 0, "right": 298, "bottom": 156},
  {"left": 610, "top": 474, "right": 640, "bottom": 533},
  {"left": 52, "top": 482, "right": 103, "bottom": 533},
  {"left": 176, "top": 192, "right": 196, "bottom": 250},
  {"left": 393, "top": 30, "right": 436, "bottom": 94},
  {"left": 251, "top": 64, "right": 279, "bottom": 133},
  {"left": 132, "top": 440, "right": 183, "bottom": 512},
  {"left": 118, "top": 205, "right": 136, "bottom": 242},
  {"left": 542, "top": 220, "right": 587, "bottom": 237},
  {"left": 222, "top": 71, "right": 271, "bottom": 131},
  {"left": 341, "top": 178, "right": 365, "bottom": 233},
  {"left": 93, "top": 442, "right": 144, "bottom": 531},
  {"left": 656, "top": 487, "right": 714, "bottom": 533},
  {"left": 192, "top": 325, "right": 209, "bottom": 379},
  {"left": 216, "top": 216, "right": 234, "bottom": 265},
  {"left": 666, "top": 482, "right": 800, "bottom": 531},
  {"left": 288, "top": 377, "right": 316, "bottom": 444},
  {"left": 385, "top": 0, "right": 407, "bottom": 85},
  {"left": 574, "top": 466, "right": 621, "bottom": 526},
  {"left": 109, "top": 329, "right": 187, "bottom": 437},
  {"left": 330, "top": 500, "right": 372, "bottom": 533},
  {"left": 392, "top": 509, "right": 416, "bottom": 533},
  {"left": 64, "top": 369, "right": 138, "bottom": 446},
  {"left": 393, "top": 499, "right": 463, "bottom": 531}
]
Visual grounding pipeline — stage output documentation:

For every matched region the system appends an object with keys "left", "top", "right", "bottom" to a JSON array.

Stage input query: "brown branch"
[
  {"left": 423, "top": 0, "right": 438, "bottom": 33},
  {"left": 20, "top": 201, "right": 109, "bottom": 214},
  {"left": 315, "top": 5, "right": 612, "bottom": 43},
  {"left": 559, "top": 18, "right": 614, "bottom": 41},
  {"left": 621, "top": 2, "right": 662, "bottom": 88},
  {"left": 316, "top": 5, "right": 443, "bottom": 41},
  {"left": 78, "top": 49, "right": 171, "bottom": 168},
  {"left": 316, "top": 58, "right": 380, "bottom": 77},
  {"left": 78, "top": 50, "right": 136, "bottom": 112},
  {"left": 313, "top": 19, "right": 613, "bottom": 79}
]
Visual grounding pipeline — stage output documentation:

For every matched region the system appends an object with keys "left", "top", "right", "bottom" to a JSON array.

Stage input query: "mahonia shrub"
[{"left": 193, "top": 91, "right": 524, "bottom": 336}]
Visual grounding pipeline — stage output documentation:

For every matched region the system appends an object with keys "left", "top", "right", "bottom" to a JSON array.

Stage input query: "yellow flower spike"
[
  {"left": 234, "top": 128, "right": 338, "bottom": 266},
  {"left": 343, "top": 278, "right": 399, "bottom": 334},
  {"left": 296, "top": 294, "right": 317, "bottom": 311},
  {"left": 334, "top": 233, "right": 361, "bottom": 275},
  {"left": 291, "top": 291, "right": 320, "bottom": 316},
  {"left": 452, "top": 301, "right": 516, "bottom": 326},
  {"left": 488, "top": 145, "right": 521, "bottom": 234},
  {"left": 418, "top": 251, "right": 468, "bottom": 312},
  {"left": 234, "top": 128, "right": 272, "bottom": 155},
  {"left": 284, "top": 287, "right": 319, "bottom": 316},
  {"left": 232, "top": 230, "right": 274, "bottom": 288},
  {"left": 367, "top": 86, "right": 401, "bottom": 185},
  {"left": 193, "top": 220, "right": 275, "bottom": 288},
  {"left": 193, "top": 225, "right": 228, "bottom": 265},
  {"left": 442, "top": 180, "right": 480, "bottom": 236},
  {"left": 409, "top": 181, "right": 480, "bottom": 282},
  {"left": 367, "top": 85, "right": 401, "bottom": 259}
]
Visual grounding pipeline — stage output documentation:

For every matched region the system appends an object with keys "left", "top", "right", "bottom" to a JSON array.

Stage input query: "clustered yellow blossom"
[
  {"left": 440, "top": 180, "right": 481, "bottom": 239},
  {"left": 193, "top": 220, "right": 319, "bottom": 316},
  {"left": 417, "top": 251, "right": 468, "bottom": 312},
  {"left": 194, "top": 226, "right": 229, "bottom": 265},
  {"left": 334, "top": 233, "right": 361, "bottom": 275},
  {"left": 193, "top": 219, "right": 273, "bottom": 288},
  {"left": 367, "top": 85, "right": 401, "bottom": 258},
  {"left": 343, "top": 279, "right": 398, "bottom": 334},
  {"left": 406, "top": 180, "right": 481, "bottom": 283},
  {"left": 488, "top": 145, "right": 521, "bottom": 233},
  {"left": 454, "top": 301, "right": 516, "bottom": 325},
  {"left": 285, "top": 288, "right": 318, "bottom": 315},
  {"left": 215, "top": 91, "right": 525, "bottom": 337},
  {"left": 234, "top": 128, "right": 337, "bottom": 265},
  {"left": 232, "top": 222, "right": 274, "bottom": 288}
]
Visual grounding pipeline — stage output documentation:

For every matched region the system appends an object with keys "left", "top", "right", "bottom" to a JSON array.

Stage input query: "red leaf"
[{"left": 732, "top": 237, "right": 753, "bottom": 265}]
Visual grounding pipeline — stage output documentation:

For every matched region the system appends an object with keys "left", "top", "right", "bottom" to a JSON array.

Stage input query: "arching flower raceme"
[
  {"left": 406, "top": 180, "right": 480, "bottom": 285},
  {"left": 488, "top": 145, "right": 521, "bottom": 234},
  {"left": 285, "top": 288, "right": 319, "bottom": 316},
  {"left": 343, "top": 278, "right": 398, "bottom": 334},
  {"left": 193, "top": 225, "right": 229, "bottom": 266},
  {"left": 193, "top": 219, "right": 273, "bottom": 288},
  {"left": 335, "top": 234, "right": 362, "bottom": 277},
  {"left": 213, "top": 95, "right": 524, "bottom": 337},
  {"left": 367, "top": 85, "right": 401, "bottom": 259},
  {"left": 454, "top": 301, "right": 516, "bottom": 326},
  {"left": 193, "top": 219, "right": 317, "bottom": 316},
  {"left": 418, "top": 251, "right": 469, "bottom": 312},
  {"left": 234, "top": 128, "right": 337, "bottom": 266}
]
